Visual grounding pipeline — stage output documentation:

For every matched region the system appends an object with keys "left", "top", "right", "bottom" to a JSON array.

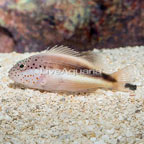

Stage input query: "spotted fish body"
[{"left": 8, "top": 46, "right": 137, "bottom": 92}]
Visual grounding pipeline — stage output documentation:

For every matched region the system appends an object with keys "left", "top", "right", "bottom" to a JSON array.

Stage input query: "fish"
[{"left": 8, "top": 45, "right": 137, "bottom": 92}]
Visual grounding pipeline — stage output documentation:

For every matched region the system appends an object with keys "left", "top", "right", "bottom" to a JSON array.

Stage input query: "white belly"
[{"left": 36, "top": 71, "right": 113, "bottom": 92}]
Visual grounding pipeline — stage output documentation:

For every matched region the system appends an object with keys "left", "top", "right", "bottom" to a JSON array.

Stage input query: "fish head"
[{"left": 8, "top": 55, "right": 43, "bottom": 86}]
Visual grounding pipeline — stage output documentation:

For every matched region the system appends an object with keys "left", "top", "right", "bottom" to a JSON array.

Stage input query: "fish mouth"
[
  {"left": 8, "top": 68, "right": 12, "bottom": 78},
  {"left": 8, "top": 67, "right": 15, "bottom": 80}
]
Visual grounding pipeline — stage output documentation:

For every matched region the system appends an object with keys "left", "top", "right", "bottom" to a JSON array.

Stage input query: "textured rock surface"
[
  {"left": 0, "top": 46, "right": 144, "bottom": 143},
  {"left": 0, "top": 0, "right": 143, "bottom": 52}
]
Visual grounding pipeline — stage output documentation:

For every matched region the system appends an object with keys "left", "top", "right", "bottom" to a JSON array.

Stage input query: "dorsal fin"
[
  {"left": 45, "top": 45, "right": 80, "bottom": 57},
  {"left": 43, "top": 45, "right": 107, "bottom": 71},
  {"left": 80, "top": 51, "right": 97, "bottom": 63},
  {"left": 80, "top": 51, "right": 108, "bottom": 72},
  {"left": 45, "top": 45, "right": 99, "bottom": 63}
]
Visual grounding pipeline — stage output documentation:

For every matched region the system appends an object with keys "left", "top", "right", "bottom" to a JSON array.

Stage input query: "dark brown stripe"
[
  {"left": 45, "top": 62, "right": 117, "bottom": 82},
  {"left": 101, "top": 73, "right": 117, "bottom": 82},
  {"left": 79, "top": 69, "right": 117, "bottom": 82}
]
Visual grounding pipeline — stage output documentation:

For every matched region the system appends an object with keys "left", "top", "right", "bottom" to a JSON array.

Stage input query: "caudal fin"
[
  {"left": 112, "top": 82, "right": 137, "bottom": 92},
  {"left": 111, "top": 65, "right": 137, "bottom": 92}
]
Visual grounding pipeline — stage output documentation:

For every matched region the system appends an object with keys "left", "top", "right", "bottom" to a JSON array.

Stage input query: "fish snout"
[{"left": 8, "top": 67, "right": 16, "bottom": 80}]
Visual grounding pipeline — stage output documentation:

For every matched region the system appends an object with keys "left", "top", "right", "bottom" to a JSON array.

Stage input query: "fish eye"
[{"left": 19, "top": 64, "right": 24, "bottom": 68}]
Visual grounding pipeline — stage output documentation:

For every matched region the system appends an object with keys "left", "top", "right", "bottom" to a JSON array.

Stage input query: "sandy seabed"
[{"left": 0, "top": 46, "right": 144, "bottom": 144}]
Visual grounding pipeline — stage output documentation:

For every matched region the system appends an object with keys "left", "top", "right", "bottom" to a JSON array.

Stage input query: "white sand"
[{"left": 0, "top": 46, "right": 143, "bottom": 144}]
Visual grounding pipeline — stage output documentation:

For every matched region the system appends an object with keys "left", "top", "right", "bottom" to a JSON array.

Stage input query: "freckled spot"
[
  {"left": 39, "top": 65, "right": 41, "bottom": 67},
  {"left": 44, "top": 66, "right": 46, "bottom": 69},
  {"left": 28, "top": 65, "right": 29, "bottom": 67},
  {"left": 35, "top": 67, "right": 37, "bottom": 69},
  {"left": 33, "top": 63, "right": 35, "bottom": 66},
  {"left": 31, "top": 67, "right": 33, "bottom": 69},
  {"left": 35, "top": 59, "right": 37, "bottom": 61},
  {"left": 36, "top": 77, "right": 39, "bottom": 80},
  {"left": 27, "top": 75, "right": 29, "bottom": 77}
]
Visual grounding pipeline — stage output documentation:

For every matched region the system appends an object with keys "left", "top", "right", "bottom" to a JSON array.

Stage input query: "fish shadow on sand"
[{"left": 8, "top": 82, "right": 26, "bottom": 90}]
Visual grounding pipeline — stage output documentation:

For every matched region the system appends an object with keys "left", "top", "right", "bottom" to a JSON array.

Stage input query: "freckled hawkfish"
[{"left": 8, "top": 45, "right": 137, "bottom": 92}]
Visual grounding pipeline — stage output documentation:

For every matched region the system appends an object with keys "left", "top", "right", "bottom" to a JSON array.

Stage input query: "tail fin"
[
  {"left": 111, "top": 65, "right": 137, "bottom": 92},
  {"left": 112, "top": 82, "right": 137, "bottom": 92}
]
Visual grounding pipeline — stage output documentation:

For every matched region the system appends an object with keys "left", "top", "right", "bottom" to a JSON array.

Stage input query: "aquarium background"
[{"left": 0, "top": 0, "right": 143, "bottom": 52}]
